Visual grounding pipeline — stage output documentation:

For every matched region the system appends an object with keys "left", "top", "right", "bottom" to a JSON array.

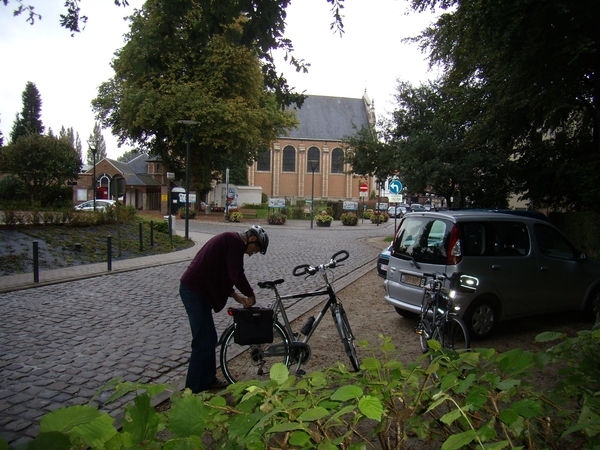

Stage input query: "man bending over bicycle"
[{"left": 179, "top": 225, "right": 269, "bottom": 392}]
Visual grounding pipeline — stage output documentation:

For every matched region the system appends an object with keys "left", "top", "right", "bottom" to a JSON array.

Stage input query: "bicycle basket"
[{"left": 230, "top": 307, "right": 274, "bottom": 345}]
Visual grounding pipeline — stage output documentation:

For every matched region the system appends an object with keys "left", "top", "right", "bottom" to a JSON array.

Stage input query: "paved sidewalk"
[
  {"left": 0, "top": 230, "right": 211, "bottom": 294},
  {"left": 0, "top": 218, "right": 392, "bottom": 446}
]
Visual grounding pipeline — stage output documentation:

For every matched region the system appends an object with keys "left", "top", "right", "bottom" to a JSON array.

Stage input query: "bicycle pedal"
[{"left": 295, "top": 369, "right": 306, "bottom": 376}]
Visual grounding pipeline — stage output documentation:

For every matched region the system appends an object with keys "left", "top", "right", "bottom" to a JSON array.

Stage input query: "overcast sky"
[{"left": 1, "top": 0, "right": 439, "bottom": 160}]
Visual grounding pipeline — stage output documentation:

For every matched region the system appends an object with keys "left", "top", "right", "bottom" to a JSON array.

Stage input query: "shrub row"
[
  {"left": 1, "top": 206, "right": 138, "bottom": 227},
  {"left": 8, "top": 326, "right": 599, "bottom": 449}
]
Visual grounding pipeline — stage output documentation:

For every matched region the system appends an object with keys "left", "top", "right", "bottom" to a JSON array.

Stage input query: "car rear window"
[{"left": 392, "top": 217, "right": 454, "bottom": 264}]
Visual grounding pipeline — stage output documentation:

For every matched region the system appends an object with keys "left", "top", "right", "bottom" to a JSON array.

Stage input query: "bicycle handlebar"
[{"left": 292, "top": 250, "right": 350, "bottom": 277}]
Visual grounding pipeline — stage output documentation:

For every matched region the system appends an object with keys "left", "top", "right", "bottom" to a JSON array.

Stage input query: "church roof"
[{"left": 283, "top": 94, "right": 373, "bottom": 141}]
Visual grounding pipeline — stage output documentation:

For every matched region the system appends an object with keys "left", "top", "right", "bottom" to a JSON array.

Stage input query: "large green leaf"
[
  {"left": 22, "top": 431, "right": 71, "bottom": 450},
  {"left": 167, "top": 395, "right": 211, "bottom": 437},
  {"left": 331, "top": 385, "right": 363, "bottom": 401},
  {"left": 267, "top": 421, "right": 304, "bottom": 433},
  {"left": 70, "top": 415, "right": 118, "bottom": 449},
  {"left": 358, "top": 395, "right": 383, "bottom": 421},
  {"left": 40, "top": 405, "right": 104, "bottom": 433},
  {"left": 298, "top": 406, "right": 329, "bottom": 422},
  {"left": 535, "top": 331, "right": 566, "bottom": 342},
  {"left": 361, "top": 357, "right": 382, "bottom": 370},
  {"left": 228, "top": 412, "right": 262, "bottom": 440},
  {"left": 441, "top": 429, "right": 477, "bottom": 450},
  {"left": 270, "top": 363, "right": 289, "bottom": 385},
  {"left": 162, "top": 436, "right": 203, "bottom": 450},
  {"left": 289, "top": 430, "right": 311, "bottom": 446},
  {"left": 121, "top": 393, "right": 161, "bottom": 444}
]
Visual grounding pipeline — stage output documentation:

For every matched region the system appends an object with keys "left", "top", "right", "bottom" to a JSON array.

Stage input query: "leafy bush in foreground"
[{"left": 3, "top": 328, "right": 599, "bottom": 449}]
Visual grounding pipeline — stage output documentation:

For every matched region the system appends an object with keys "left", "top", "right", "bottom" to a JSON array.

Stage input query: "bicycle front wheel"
[
  {"left": 418, "top": 317, "right": 434, "bottom": 354},
  {"left": 335, "top": 305, "right": 361, "bottom": 372},
  {"left": 441, "top": 317, "right": 470, "bottom": 351},
  {"left": 220, "top": 321, "right": 291, "bottom": 384}
]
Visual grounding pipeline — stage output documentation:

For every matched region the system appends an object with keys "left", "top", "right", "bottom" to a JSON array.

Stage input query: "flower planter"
[{"left": 316, "top": 221, "right": 331, "bottom": 227}]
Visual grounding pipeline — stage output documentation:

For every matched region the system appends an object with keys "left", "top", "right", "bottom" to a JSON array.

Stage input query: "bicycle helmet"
[{"left": 245, "top": 225, "right": 269, "bottom": 255}]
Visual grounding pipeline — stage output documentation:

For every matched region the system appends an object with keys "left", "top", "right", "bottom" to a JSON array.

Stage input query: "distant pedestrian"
[{"left": 179, "top": 225, "right": 269, "bottom": 392}]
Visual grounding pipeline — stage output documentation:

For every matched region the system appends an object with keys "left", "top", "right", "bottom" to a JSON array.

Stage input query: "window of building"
[
  {"left": 257, "top": 150, "right": 271, "bottom": 171},
  {"left": 331, "top": 148, "right": 344, "bottom": 174},
  {"left": 282, "top": 146, "right": 296, "bottom": 172},
  {"left": 307, "top": 147, "right": 320, "bottom": 173}
]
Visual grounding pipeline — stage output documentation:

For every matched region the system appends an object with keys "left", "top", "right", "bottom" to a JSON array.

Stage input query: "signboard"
[
  {"left": 179, "top": 193, "right": 197, "bottom": 204},
  {"left": 376, "top": 203, "right": 389, "bottom": 211},
  {"left": 388, "top": 195, "right": 403, "bottom": 203},
  {"left": 343, "top": 201, "right": 358, "bottom": 211},
  {"left": 268, "top": 198, "right": 286, "bottom": 208}
]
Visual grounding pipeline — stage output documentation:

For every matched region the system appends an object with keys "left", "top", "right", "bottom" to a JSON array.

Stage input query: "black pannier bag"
[{"left": 230, "top": 307, "right": 274, "bottom": 345}]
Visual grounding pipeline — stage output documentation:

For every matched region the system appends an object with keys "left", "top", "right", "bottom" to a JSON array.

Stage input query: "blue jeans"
[{"left": 180, "top": 284, "right": 218, "bottom": 393}]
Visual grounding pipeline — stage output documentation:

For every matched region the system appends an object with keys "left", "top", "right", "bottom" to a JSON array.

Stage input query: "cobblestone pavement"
[{"left": 0, "top": 218, "right": 394, "bottom": 446}]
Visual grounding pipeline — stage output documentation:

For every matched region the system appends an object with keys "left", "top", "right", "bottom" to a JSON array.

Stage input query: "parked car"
[
  {"left": 384, "top": 210, "right": 600, "bottom": 339},
  {"left": 377, "top": 244, "right": 392, "bottom": 278},
  {"left": 408, "top": 203, "right": 426, "bottom": 212},
  {"left": 387, "top": 206, "right": 404, "bottom": 218},
  {"left": 74, "top": 199, "right": 117, "bottom": 212}
]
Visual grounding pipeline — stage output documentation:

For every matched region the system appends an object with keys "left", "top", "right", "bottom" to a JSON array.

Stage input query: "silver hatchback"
[{"left": 384, "top": 210, "right": 600, "bottom": 339}]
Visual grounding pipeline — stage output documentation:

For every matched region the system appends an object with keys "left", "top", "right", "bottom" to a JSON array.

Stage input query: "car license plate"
[{"left": 401, "top": 273, "right": 424, "bottom": 287}]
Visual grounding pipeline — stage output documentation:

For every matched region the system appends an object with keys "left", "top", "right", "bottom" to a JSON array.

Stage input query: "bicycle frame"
[
  {"left": 260, "top": 262, "right": 345, "bottom": 372},
  {"left": 219, "top": 250, "right": 359, "bottom": 383}
]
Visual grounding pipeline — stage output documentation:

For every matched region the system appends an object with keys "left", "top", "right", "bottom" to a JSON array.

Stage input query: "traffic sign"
[
  {"left": 359, "top": 183, "right": 368, "bottom": 197},
  {"left": 389, "top": 180, "right": 403, "bottom": 195}
]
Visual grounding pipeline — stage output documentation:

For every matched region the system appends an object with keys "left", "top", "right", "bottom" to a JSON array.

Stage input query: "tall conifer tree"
[{"left": 10, "top": 81, "right": 44, "bottom": 143}]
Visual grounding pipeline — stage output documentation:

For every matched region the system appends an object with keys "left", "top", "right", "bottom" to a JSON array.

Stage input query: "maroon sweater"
[{"left": 180, "top": 232, "right": 254, "bottom": 312}]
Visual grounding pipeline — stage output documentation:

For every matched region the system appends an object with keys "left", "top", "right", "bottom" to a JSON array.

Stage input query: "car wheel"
[
  {"left": 394, "top": 307, "right": 419, "bottom": 320},
  {"left": 583, "top": 287, "right": 600, "bottom": 322},
  {"left": 463, "top": 298, "right": 496, "bottom": 340}
]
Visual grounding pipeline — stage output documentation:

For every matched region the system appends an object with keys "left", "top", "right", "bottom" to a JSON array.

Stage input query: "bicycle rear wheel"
[
  {"left": 418, "top": 317, "right": 434, "bottom": 353},
  {"left": 219, "top": 321, "right": 291, "bottom": 384},
  {"left": 334, "top": 305, "right": 361, "bottom": 372},
  {"left": 441, "top": 317, "right": 470, "bottom": 351}
]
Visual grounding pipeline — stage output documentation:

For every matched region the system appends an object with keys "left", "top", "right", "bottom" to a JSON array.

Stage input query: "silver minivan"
[{"left": 384, "top": 210, "right": 600, "bottom": 339}]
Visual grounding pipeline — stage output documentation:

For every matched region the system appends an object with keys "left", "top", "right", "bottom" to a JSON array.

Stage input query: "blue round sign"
[{"left": 389, "top": 180, "right": 403, "bottom": 194}]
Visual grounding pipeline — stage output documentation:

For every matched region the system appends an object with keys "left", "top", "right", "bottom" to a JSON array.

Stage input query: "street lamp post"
[
  {"left": 308, "top": 159, "right": 318, "bottom": 229},
  {"left": 177, "top": 120, "right": 199, "bottom": 240},
  {"left": 87, "top": 139, "right": 98, "bottom": 211}
]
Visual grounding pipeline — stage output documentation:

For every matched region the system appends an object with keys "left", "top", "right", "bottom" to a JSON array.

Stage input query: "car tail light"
[{"left": 447, "top": 224, "right": 462, "bottom": 265}]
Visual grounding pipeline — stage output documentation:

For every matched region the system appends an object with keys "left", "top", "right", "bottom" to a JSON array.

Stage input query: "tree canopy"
[
  {"left": 408, "top": 0, "right": 600, "bottom": 211},
  {"left": 92, "top": 1, "right": 298, "bottom": 194},
  {"left": 345, "top": 79, "right": 512, "bottom": 208},
  {"left": 0, "top": 133, "right": 81, "bottom": 203}
]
